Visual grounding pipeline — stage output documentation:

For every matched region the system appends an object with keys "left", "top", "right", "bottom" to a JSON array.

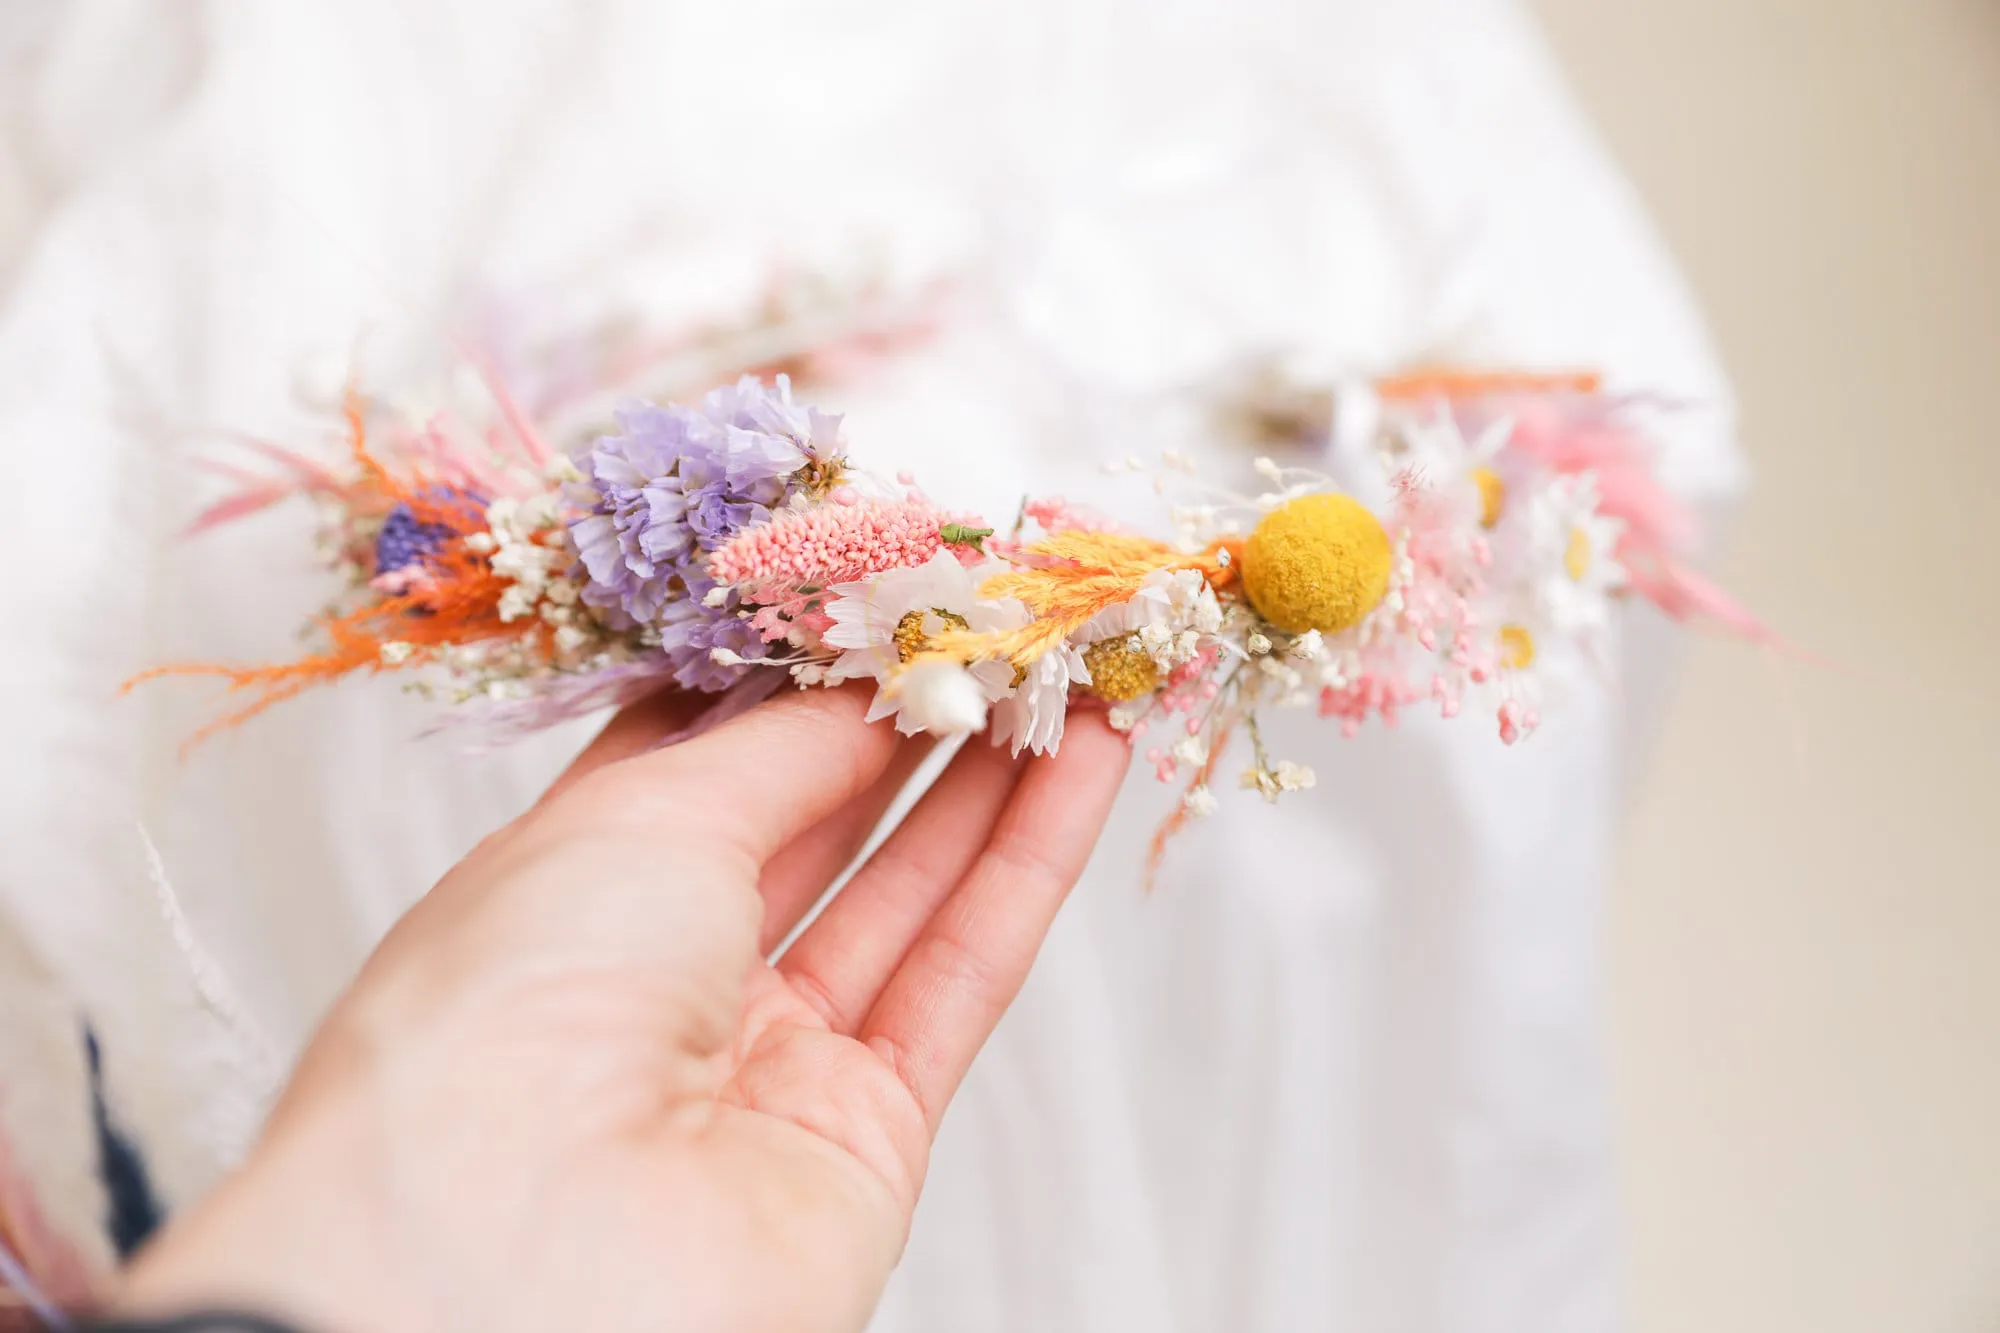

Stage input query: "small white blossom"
[
  {"left": 1246, "top": 631, "right": 1272, "bottom": 656},
  {"left": 709, "top": 647, "right": 748, "bottom": 667},
  {"left": 703, "top": 585, "right": 731, "bottom": 609},
  {"left": 484, "top": 496, "right": 520, "bottom": 533},
  {"left": 463, "top": 531, "right": 497, "bottom": 554},
  {"left": 1256, "top": 657, "right": 1302, "bottom": 689},
  {"left": 1172, "top": 735, "right": 1208, "bottom": 767},
  {"left": 496, "top": 585, "right": 537, "bottom": 623},
  {"left": 1189, "top": 588, "right": 1223, "bottom": 635},
  {"left": 1241, "top": 768, "right": 1281, "bottom": 802},
  {"left": 1274, "top": 760, "right": 1316, "bottom": 792},
  {"left": 1183, "top": 786, "right": 1219, "bottom": 817},
  {"left": 489, "top": 543, "right": 551, "bottom": 586},
  {"left": 553, "top": 625, "right": 590, "bottom": 655},
  {"left": 517, "top": 492, "right": 561, "bottom": 530},
  {"left": 378, "top": 641, "right": 414, "bottom": 665},
  {"left": 1106, "top": 700, "right": 1148, "bottom": 732},
  {"left": 890, "top": 659, "right": 990, "bottom": 736},
  {"left": 1289, "top": 630, "right": 1323, "bottom": 660}
]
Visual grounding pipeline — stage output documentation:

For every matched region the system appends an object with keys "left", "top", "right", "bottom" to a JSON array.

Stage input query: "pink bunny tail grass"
[{"left": 708, "top": 496, "right": 963, "bottom": 590}]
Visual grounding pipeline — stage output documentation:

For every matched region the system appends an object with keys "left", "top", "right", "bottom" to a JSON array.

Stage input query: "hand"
[{"left": 113, "top": 684, "right": 1131, "bottom": 1333}]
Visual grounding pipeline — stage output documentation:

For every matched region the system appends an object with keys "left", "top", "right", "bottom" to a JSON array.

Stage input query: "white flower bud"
[
  {"left": 891, "top": 659, "right": 989, "bottom": 736},
  {"left": 1274, "top": 761, "right": 1316, "bottom": 793}
]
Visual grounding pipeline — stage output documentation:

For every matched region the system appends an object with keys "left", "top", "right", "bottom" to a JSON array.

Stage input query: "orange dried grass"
[
  {"left": 1376, "top": 367, "right": 1602, "bottom": 403},
  {"left": 126, "top": 393, "right": 544, "bottom": 750},
  {"left": 929, "top": 531, "right": 1237, "bottom": 670}
]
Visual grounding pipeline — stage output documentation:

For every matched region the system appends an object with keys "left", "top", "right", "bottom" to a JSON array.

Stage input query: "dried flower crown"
[{"left": 136, "top": 367, "right": 1765, "bottom": 870}]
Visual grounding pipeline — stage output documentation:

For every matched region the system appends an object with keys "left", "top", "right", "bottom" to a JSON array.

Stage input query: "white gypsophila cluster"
[
  {"left": 1116, "top": 568, "right": 1223, "bottom": 675},
  {"left": 1241, "top": 759, "right": 1316, "bottom": 803},
  {"left": 468, "top": 493, "right": 569, "bottom": 623}
]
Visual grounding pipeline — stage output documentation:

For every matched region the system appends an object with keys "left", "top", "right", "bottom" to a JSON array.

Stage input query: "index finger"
[{"left": 545, "top": 681, "right": 909, "bottom": 866}]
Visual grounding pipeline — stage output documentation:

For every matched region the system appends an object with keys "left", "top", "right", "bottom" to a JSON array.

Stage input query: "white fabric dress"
[{"left": 0, "top": 2, "right": 1742, "bottom": 1328}]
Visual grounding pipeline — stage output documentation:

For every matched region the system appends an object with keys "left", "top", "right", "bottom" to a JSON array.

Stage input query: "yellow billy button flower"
[
  {"left": 1471, "top": 466, "right": 1505, "bottom": 528},
  {"left": 1081, "top": 638, "right": 1160, "bottom": 702},
  {"left": 1498, "top": 624, "right": 1536, "bottom": 670},
  {"left": 1239, "top": 492, "right": 1394, "bottom": 635}
]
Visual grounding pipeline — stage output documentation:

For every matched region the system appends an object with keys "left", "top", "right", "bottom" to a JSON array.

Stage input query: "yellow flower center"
[
  {"left": 895, "top": 608, "right": 969, "bottom": 664},
  {"left": 1471, "top": 466, "right": 1505, "bottom": 528},
  {"left": 1081, "top": 638, "right": 1161, "bottom": 702},
  {"left": 1498, "top": 623, "right": 1536, "bottom": 670},
  {"left": 1240, "top": 492, "right": 1394, "bottom": 635},
  {"left": 1564, "top": 527, "right": 1592, "bottom": 581}
]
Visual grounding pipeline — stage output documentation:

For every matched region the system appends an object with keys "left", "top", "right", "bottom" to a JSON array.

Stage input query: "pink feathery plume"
[
  {"left": 1493, "top": 395, "right": 1772, "bottom": 639},
  {"left": 183, "top": 433, "right": 353, "bottom": 535},
  {"left": 1624, "top": 558, "right": 1776, "bottom": 642},
  {"left": 709, "top": 496, "right": 973, "bottom": 592}
]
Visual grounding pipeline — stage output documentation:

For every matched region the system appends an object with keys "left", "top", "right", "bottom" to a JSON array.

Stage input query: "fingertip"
[{"left": 1042, "top": 708, "right": 1136, "bottom": 786}]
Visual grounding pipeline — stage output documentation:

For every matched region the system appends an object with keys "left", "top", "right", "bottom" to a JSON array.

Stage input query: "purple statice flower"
[
  {"left": 373, "top": 489, "right": 484, "bottom": 576},
  {"left": 569, "top": 376, "right": 844, "bottom": 688},
  {"left": 656, "top": 587, "right": 774, "bottom": 692}
]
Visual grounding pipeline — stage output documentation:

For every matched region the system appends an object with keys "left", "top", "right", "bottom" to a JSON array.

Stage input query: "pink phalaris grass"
[
  {"left": 709, "top": 496, "right": 983, "bottom": 594},
  {"left": 1488, "top": 395, "right": 1772, "bottom": 641}
]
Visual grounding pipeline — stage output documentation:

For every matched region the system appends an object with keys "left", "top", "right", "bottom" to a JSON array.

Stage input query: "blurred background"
[
  {"left": 1530, "top": 2, "right": 2000, "bottom": 1330},
  {"left": 1, "top": 3, "right": 1996, "bottom": 1331}
]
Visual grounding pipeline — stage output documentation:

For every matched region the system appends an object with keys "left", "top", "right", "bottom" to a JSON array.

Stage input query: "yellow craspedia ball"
[{"left": 1240, "top": 492, "right": 1393, "bottom": 634}]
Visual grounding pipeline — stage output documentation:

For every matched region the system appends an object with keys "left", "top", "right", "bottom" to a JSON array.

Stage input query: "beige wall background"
[{"left": 1530, "top": 2, "right": 2000, "bottom": 1330}]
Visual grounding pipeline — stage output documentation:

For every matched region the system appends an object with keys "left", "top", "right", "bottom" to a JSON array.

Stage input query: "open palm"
[{"left": 118, "top": 686, "right": 1130, "bottom": 1333}]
